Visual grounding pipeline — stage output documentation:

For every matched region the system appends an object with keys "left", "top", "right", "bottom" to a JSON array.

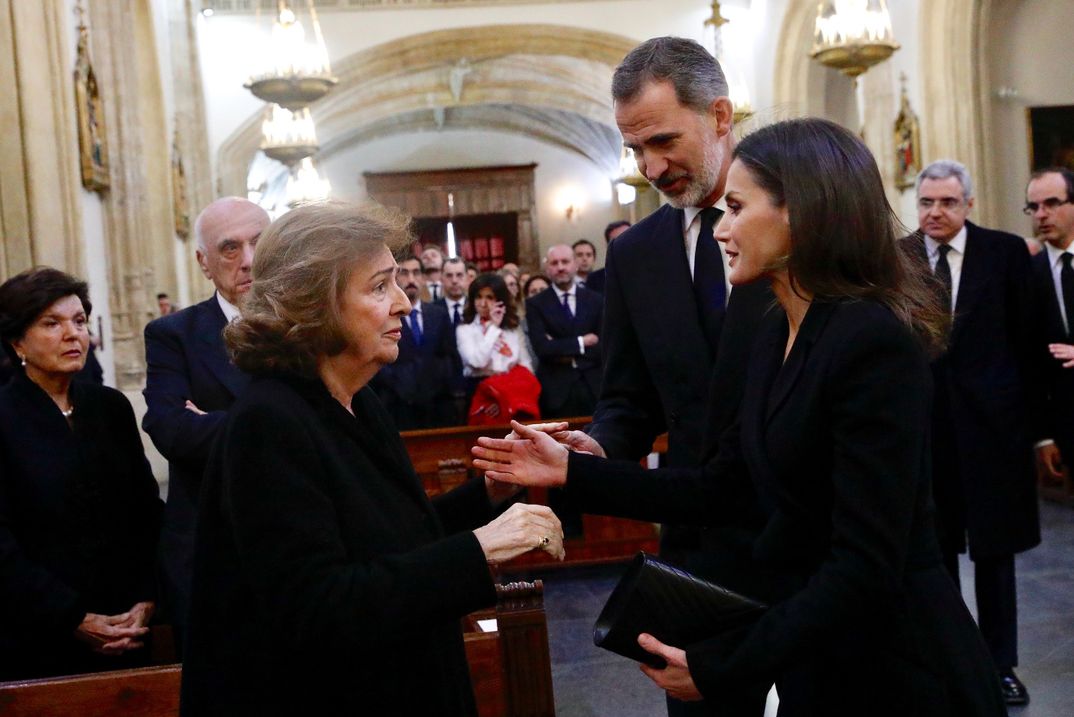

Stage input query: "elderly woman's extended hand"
[
  {"left": 473, "top": 502, "right": 565, "bottom": 564},
  {"left": 472, "top": 420, "right": 570, "bottom": 488}
]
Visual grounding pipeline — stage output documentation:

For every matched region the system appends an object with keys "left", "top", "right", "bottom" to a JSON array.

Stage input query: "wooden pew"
[
  {"left": 402, "top": 418, "right": 664, "bottom": 571},
  {"left": 0, "top": 582, "right": 555, "bottom": 717}
]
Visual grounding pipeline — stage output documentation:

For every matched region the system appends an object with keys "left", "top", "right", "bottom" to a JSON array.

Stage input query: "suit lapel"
[
  {"left": 541, "top": 288, "right": 573, "bottom": 334},
  {"left": 644, "top": 207, "right": 710, "bottom": 358},
  {"left": 195, "top": 298, "right": 250, "bottom": 398},
  {"left": 763, "top": 301, "right": 834, "bottom": 424},
  {"left": 952, "top": 223, "right": 987, "bottom": 338},
  {"left": 1032, "top": 252, "right": 1066, "bottom": 339}
]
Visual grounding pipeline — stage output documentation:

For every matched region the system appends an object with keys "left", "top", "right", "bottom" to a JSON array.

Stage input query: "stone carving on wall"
[
  {"left": 894, "top": 74, "right": 921, "bottom": 191},
  {"left": 74, "top": 3, "right": 109, "bottom": 193},
  {"left": 172, "top": 128, "right": 191, "bottom": 239}
]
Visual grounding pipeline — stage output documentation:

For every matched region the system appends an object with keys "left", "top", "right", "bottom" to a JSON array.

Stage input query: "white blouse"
[{"left": 455, "top": 319, "right": 534, "bottom": 377}]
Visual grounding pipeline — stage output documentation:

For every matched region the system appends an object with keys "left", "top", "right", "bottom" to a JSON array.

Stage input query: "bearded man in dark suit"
[
  {"left": 903, "top": 160, "right": 1043, "bottom": 706},
  {"left": 143, "top": 197, "right": 269, "bottom": 645},
  {"left": 545, "top": 37, "right": 772, "bottom": 717}
]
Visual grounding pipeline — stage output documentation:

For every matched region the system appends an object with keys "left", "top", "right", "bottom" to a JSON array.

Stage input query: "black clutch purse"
[{"left": 593, "top": 552, "right": 767, "bottom": 668}]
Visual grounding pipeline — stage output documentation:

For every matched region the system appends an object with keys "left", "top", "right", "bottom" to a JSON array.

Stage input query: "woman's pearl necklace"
[{"left": 61, "top": 406, "right": 74, "bottom": 418}]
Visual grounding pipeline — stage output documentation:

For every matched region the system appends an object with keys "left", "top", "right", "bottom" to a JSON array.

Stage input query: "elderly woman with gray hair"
[{"left": 180, "top": 202, "right": 564, "bottom": 716}]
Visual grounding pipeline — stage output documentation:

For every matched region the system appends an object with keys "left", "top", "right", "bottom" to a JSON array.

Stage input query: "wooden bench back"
[{"left": 0, "top": 582, "right": 555, "bottom": 717}]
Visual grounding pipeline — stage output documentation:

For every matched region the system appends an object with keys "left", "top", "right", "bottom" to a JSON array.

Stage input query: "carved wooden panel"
[{"left": 365, "top": 165, "right": 539, "bottom": 269}]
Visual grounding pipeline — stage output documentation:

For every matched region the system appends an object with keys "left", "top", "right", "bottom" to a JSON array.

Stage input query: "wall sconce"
[{"left": 556, "top": 186, "right": 585, "bottom": 223}]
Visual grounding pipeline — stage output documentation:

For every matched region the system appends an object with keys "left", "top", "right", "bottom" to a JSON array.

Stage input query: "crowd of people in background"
[{"left": 370, "top": 220, "right": 631, "bottom": 431}]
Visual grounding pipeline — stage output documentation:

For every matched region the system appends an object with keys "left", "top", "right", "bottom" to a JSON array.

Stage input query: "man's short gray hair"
[
  {"left": 612, "top": 37, "right": 728, "bottom": 114},
  {"left": 916, "top": 160, "right": 974, "bottom": 200}
]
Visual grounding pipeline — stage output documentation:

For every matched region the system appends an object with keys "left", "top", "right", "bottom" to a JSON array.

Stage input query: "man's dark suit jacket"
[
  {"left": 1031, "top": 249, "right": 1074, "bottom": 461},
  {"left": 143, "top": 295, "right": 250, "bottom": 627},
  {"left": 583, "top": 268, "right": 606, "bottom": 294},
  {"left": 371, "top": 301, "right": 460, "bottom": 429},
  {"left": 902, "top": 222, "right": 1042, "bottom": 559},
  {"left": 565, "top": 300, "right": 1006, "bottom": 716},
  {"left": 587, "top": 203, "right": 770, "bottom": 468},
  {"left": 524, "top": 285, "right": 603, "bottom": 417},
  {"left": 181, "top": 376, "right": 497, "bottom": 716}
]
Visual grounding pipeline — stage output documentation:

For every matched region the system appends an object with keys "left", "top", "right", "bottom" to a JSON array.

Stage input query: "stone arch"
[{"left": 216, "top": 24, "right": 638, "bottom": 196}]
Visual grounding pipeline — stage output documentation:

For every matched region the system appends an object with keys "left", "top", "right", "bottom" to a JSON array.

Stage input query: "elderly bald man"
[{"left": 142, "top": 197, "right": 270, "bottom": 646}]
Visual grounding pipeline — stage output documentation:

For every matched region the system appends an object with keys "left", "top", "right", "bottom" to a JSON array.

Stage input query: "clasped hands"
[{"left": 74, "top": 601, "right": 154, "bottom": 655}]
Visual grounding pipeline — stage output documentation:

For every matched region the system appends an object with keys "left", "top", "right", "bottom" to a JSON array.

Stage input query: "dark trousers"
[{"left": 942, "top": 551, "right": 1018, "bottom": 670}]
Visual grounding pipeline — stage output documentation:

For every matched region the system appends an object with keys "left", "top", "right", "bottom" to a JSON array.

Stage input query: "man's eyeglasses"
[
  {"left": 918, "top": 197, "right": 965, "bottom": 211},
  {"left": 1023, "top": 197, "right": 1072, "bottom": 215}
]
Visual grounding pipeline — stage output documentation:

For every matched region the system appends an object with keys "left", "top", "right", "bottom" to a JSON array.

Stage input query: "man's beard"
[{"left": 655, "top": 141, "right": 723, "bottom": 209}]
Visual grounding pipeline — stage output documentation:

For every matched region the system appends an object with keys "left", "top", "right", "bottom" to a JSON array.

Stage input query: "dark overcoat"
[
  {"left": 180, "top": 376, "right": 497, "bottom": 716},
  {"left": 0, "top": 373, "right": 161, "bottom": 679},
  {"left": 566, "top": 300, "right": 1006, "bottom": 716},
  {"left": 903, "top": 223, "right": 1042, "bottom": 558}
]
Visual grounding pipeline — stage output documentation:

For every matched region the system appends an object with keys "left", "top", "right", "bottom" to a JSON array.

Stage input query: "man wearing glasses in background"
[
  {"left": 1027, "top": 167, "right": 1074, "bottom": 517},
  {"left": 903, "top": 159, "right": 1043, "bottom": 706}
]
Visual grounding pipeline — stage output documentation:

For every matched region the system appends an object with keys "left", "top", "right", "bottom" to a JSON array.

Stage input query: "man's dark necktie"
[
  {"left": 452, "top": 303, "right": 462, "bottom": 327},
  {"left": 561, "top": 291, "right": 574, "bottom": 319},
  {"left": 935, "top": 244, "right": 953, "bottom": 312},
  {"left": 693, "top": 207, "right": 726, "bottom": 309},
  {"left": 693, "top": 207, "right": 726, "bottom": 354},
  {"left": 409, "top": 312, "right": 423, "bottom": 346},
  {"left": 1061, "top": 252, "right": 1074, "bottom": 338}
]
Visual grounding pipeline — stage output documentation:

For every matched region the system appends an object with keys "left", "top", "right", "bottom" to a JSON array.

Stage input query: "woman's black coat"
[
  {"left": 0, "top": 372, "right": 162, "bottom": 680},
  {"left": 180, "top": 375, "right": 498, "bottom": 716},
  {"left": 566, "top": 300, "right": 1006, "bottom": 716}
]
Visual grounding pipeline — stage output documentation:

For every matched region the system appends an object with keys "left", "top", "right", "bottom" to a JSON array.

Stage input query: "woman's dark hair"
[
  {"left": 0, "top": 267, "right": 92, "bottom": 367},
  {"left": 523, "top": 274, "right": 551, "bottom": 297},
  {"left": 225, "top": 201, "right": 411, "bottom": 378},
  {"left": 463, "top": 273, "right": 519, "bottom": 330},
  {"left": 733, "top": 118, "right": 948, "bottom": 354}
]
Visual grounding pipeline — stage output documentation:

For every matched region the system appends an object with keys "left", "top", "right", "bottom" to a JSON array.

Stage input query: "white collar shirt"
[
  {"left": 216, "top": 292, "right": 241, "bottom": 323},
  {"left": 923, "top": 225, "right": 968, "bottom": 312}
]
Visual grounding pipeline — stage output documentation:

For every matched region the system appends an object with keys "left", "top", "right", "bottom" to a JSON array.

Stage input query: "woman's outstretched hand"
[
  {"left": 472, "top": 420, "right": 570, "bottom": 488},
  {"left": 473, "top": 502, "right": 565, "bottom": 564},
  {"left": 637, "top": 633, "right": 703, "bottom": 702}
]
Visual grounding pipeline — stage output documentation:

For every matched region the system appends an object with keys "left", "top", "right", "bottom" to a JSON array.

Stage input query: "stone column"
[{"left": 0, "top": 0, "right": 84, "bottom": 277}]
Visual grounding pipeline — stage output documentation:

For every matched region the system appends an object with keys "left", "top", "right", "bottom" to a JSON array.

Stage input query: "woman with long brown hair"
[{"left": 473, "top": 118, "right": 1004, "bottom": 716}]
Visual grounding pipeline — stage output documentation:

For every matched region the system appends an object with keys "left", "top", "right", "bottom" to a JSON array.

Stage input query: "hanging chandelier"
[
  {"left": 286, "top": 157, "right": 332, "bottom": 207},
  {"left": 245, "top": 1, "right": 337, "bottom": 111},
  {"left": 810, "top": 0, "right": 899, "bottom": 78},
  {"left": 705, "top": 1, "right": 753, "bottom": 124},
  {"left": 616, "top": 146, "right": 648, "bottom": 188},
  {"left": 261, "top": 104, "right": 319, "bottom": 166}
]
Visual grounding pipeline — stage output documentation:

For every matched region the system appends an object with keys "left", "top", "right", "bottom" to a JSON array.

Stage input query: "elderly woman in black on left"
[{"left": 0, "top": 267, "right": 162, "bottom": 680}]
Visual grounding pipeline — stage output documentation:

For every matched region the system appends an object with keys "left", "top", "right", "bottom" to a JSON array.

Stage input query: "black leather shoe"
[{"left": 1000, "top": 671, "right": 1029, "bottom": 706}]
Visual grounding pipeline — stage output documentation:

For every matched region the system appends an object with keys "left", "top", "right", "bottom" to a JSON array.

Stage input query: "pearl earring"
[{"left": 19, "top": 356, "right": 26, "bottom": 367}]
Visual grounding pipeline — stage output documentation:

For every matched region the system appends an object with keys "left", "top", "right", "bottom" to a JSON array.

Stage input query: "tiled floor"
[{"left": 538, "top": 500, "right": 1074, "bottom": 716}]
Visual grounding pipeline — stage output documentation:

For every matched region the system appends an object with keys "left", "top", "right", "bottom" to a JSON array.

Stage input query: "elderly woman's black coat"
[
  {"left": 180, "top": 375, "right": 498, "bottom": 716},
  {"left": 0, "top": 372, "right": 162, "bottom": 680}
]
